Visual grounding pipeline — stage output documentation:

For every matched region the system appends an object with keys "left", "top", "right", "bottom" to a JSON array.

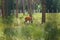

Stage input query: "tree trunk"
[
  {"left": 21, "top": 0, "right": 25, "bottom": 15},
  {"left": 2, "top": 0, "right": 8, "bottom": 18},
  {"left": 28, "top": 0, "right": 33, "bottom": 23},
  {"left": 2, "top": 0, "right": 5, "bottom": 18},
  {"left": 16, "top": 0, "right": 18, "bottom": 18},
  {"left": 2, "top": 0, "right": 13, "bottom": 18},
  {"left": 2, "top": 0, "right": 14, "bottom": 40},
  {"left": 42, "top": 0, "right": 46, "bottom": 23}
]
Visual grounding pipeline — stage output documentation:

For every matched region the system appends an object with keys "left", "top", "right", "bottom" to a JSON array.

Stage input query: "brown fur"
[{"left": 24, "top": 16, "right": 33, "bottom": 23}]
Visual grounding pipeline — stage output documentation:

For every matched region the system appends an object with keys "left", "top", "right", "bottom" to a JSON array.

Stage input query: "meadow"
[{"left": 0, "top": 13, "right": 60, "bottom": 40}]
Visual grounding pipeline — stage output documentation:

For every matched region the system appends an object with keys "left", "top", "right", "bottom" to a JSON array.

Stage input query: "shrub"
[{"left": 44, "top": 22, "right": 58, "bottom": 40}]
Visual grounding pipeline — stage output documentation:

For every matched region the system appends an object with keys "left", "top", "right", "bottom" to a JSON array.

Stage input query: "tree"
[
  {"left": 46, "top": 0, "right": 58, "bottom": 13},
  {"left": 2, "top": 0, "right": 14, "bottom": 18},
  {"left": 44, "top": 14, "right": 58, "bottom": 40},
  {"left": 2, "top": 0, "right": 14, "bottom": 40},
  {"left": 16, "top": 0, "right": 18, "bottom": 18},
  {"left": 41, "top": 0, "right": 46, "bottom": 23},
  {"left": 0, "top": 0, "right": 1, "bottom": 9},
  {"left": 28, "top": 0, "right": 33, "bottom": 23},
  {"left": 57, "top": 0, "right": 60, "bottom": 12},
  {"left": 21, "top": 0, "right": 25, "bottom": 15}
]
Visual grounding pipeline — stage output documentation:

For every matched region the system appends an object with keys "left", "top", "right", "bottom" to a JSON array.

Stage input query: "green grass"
[{"left": 0, "top": 13, "right": 60, "bottom": 40}]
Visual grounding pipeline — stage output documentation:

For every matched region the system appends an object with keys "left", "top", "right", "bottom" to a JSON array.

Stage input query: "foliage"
[
  {"left": 4, "top": 27, "right": 16, "bottom": 36},
  {"left": 46, "top": 0, "right": 59, "bottom": 13},
  {"left": 0, "top": 0, "right": 1, "bottom": 8},
  {"left": 0, "top": 13, "right": 60, "bottom": 40},
  {"left": 21, "top": 25, "right": 33, "bottom": 39},
  {"left": 21, "top": 23, "right": 44, "bottom": 40},
  {"left": 44, "top": 14, "right": 58, "bottom": 40},
  {"left": 44, "top": 22, "right": 58, "bottom": 40}
]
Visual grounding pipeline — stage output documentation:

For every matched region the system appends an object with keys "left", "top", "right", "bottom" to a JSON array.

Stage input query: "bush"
[
  {"left": 3, "top": 27, "right": 17, "bottom": 40},
  {"left": 44, "top": 22, "right": 58, "bottom": 40},
  {"left": 21, "top": 26, "right": 33, "bottom": 40},
  {"left": 21, "top": 24, "right": 44, "bottom": 40}
]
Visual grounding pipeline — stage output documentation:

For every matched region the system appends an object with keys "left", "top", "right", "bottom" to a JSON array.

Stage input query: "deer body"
[{"left": 24, "top": 16, "right": 33, "bottom": 23}]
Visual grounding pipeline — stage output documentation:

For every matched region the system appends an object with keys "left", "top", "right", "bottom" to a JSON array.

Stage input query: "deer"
[{"left": 24, "top": 16, "right": 33, "bottom": 23}]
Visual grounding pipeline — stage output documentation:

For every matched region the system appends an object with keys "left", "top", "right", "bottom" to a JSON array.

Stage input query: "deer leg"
[{"left": 31, "top": 20, "right": 33, "bottom": 23}]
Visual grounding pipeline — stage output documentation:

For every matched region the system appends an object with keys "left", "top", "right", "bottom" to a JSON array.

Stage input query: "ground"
[{"left": 0, "top": 13, "right": 60, "bottom": 40}]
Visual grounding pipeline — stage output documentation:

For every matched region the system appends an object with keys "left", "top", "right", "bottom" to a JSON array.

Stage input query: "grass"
[{"left": 0, "top": 13, "right": 60, "bottom": 40}]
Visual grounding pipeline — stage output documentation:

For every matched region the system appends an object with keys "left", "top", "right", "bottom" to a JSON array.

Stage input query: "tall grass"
[
  {"left": 44, "top": 13, "right": 58, "bottom": 40},
  {"left": 0, "top": 13, "right": 60, "bottom": 40}
]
